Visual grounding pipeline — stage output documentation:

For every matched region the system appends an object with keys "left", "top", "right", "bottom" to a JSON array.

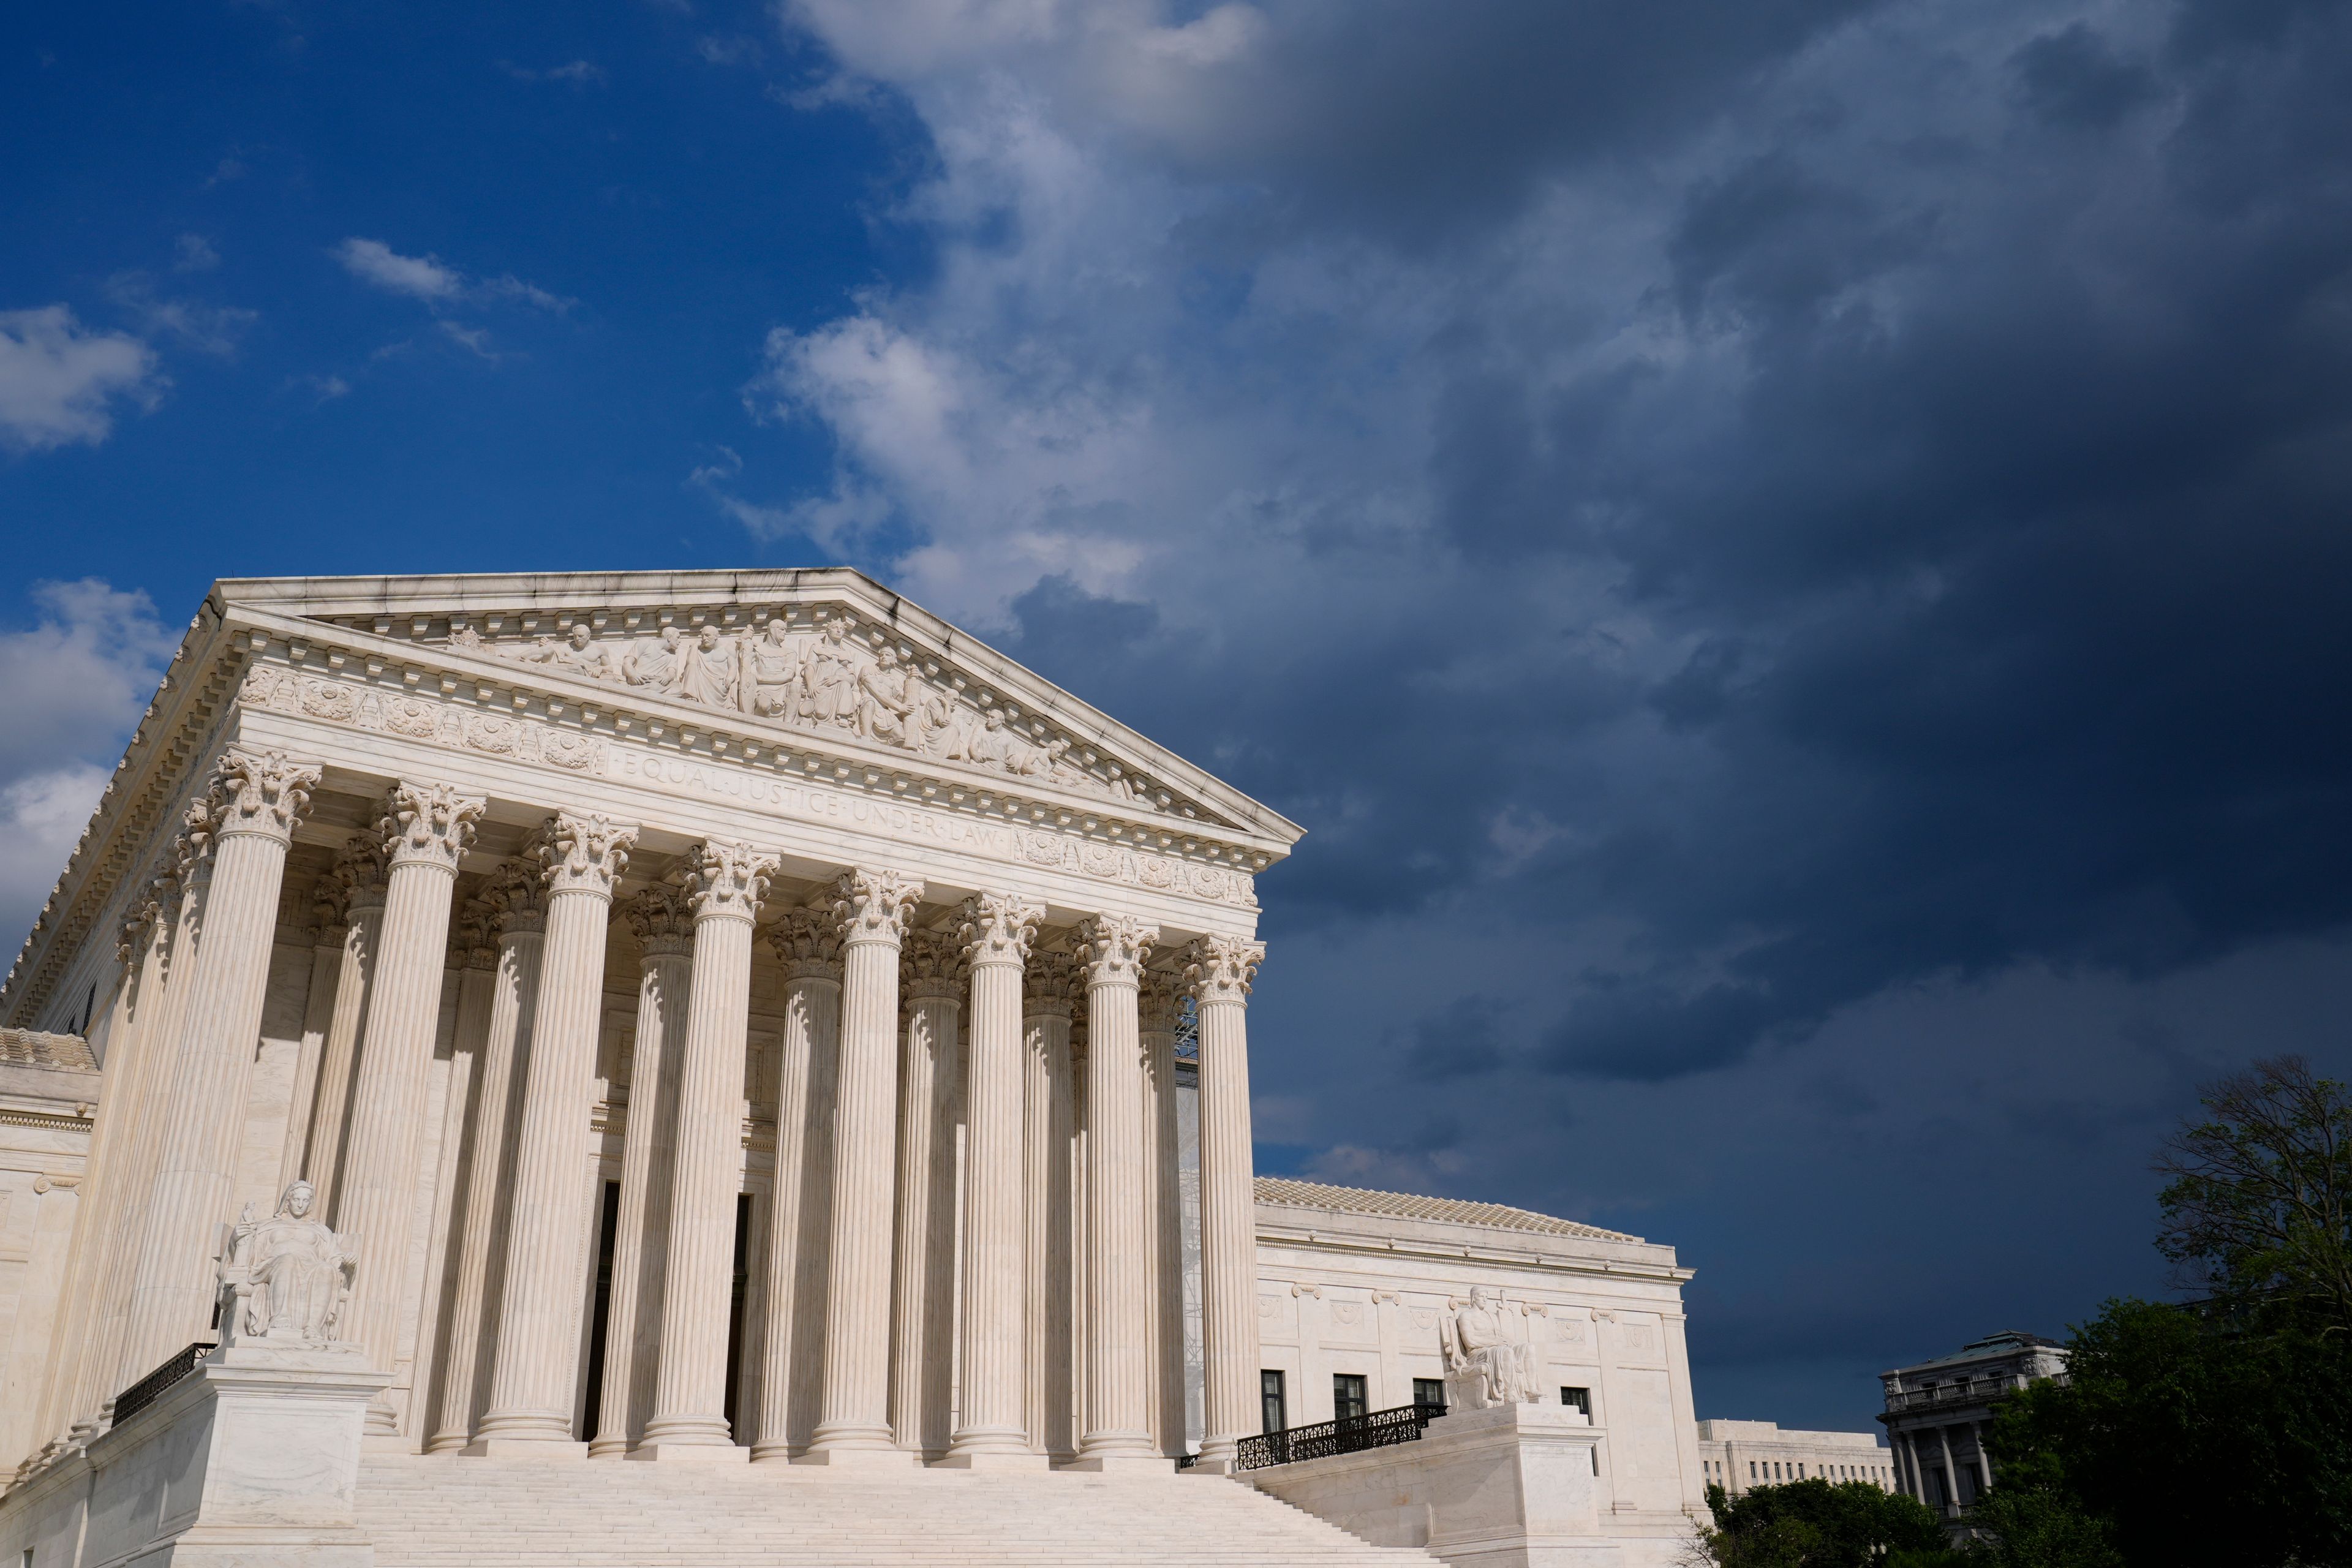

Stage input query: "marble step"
[{"left": 355, "top": 1453, "right": 1432, "bottom": 1567}]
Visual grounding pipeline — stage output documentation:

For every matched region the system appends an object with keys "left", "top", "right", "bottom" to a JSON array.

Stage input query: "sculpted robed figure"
[{"left": 217, "top": 1179, "right": 358, "bottom": 1346}]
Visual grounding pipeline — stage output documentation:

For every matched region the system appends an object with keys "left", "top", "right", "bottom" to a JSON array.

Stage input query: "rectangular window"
[
  {"left": 1261, "top": 1370, "right": 1287, "bottom": 1435},
  {"left": 1332, "top": 1373, "right": 1368, "bottom": 1422},
  {"left": 1559, "top": 1385, "right": 1591, "bottom": 1417},
  {"left": 1412, "top": 1377, "right": 1447, "bottom": 1412},
  {"left": 1749, "top": 1461, "right": 1757, "bottom": 1479}
]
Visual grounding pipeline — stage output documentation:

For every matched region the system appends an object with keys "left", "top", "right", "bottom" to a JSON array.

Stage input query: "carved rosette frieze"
[
  {"left": 1076, "top": 913, "right": 1159, "bottom": 988},
  {"left": 381, "top": 782, "right": 486, "bottom": 873},
  {"left": 1023, "top": 948, "right": 1077, "bottom": 1019},
  {"left": 483, "top": 856, "right": 548, "bottom": 936},
  {"left": 451, "top": 895, "right": 500, "bottom": 970},
  {"left": 680, "top": 839, "right": 778, "bottom": 924},
  {"left": 623, "top": 883, "right": 694, "bottom": 958},
  {"left": 831, "top": 868, "right": 922, "bottom": 948},
  {"left": 769, "top": 904, "right": 844, "bottom": 981},
  {"left": 1182, "top": 934, "right": 1264, "bottom": 1006},
  {"left": 902, "top": 927, "right": 968, "bottom": 1001},
  {"left": 957, "top": 892, "right": 1042, "bottom": 974},
  {"left": 207, "top": 747, "right": 322, "bottom": 845},
  {"left": 535, "top": 811, "right": 638, "bottom": 897}
]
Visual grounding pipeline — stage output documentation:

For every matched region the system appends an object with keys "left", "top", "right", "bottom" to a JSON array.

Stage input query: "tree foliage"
[
  {"left": 2155, "top": 1056, "right": 2352, "bottom": 1330},
  {"left": 1695, "top": 1478, "right": 1954, "bottom": 1567}
]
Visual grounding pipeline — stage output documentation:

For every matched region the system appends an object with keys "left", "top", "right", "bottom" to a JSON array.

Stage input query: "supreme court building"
[{"left": 0, "top": 571, "right": 1713, "bottom": 1567}]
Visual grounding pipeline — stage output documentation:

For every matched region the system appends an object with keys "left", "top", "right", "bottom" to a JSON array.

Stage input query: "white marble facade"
[{"left": 0, "top": 570, "right": 1292, "bottom": 1484}]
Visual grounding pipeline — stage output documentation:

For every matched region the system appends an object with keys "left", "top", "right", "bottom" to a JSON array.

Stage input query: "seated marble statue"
[
  {"left": 216, "top": 1180, "right": 357, "bottom": 1346},
  {"left": 1440, "top": 1284, "right": 1542, "bottom": 1409}
]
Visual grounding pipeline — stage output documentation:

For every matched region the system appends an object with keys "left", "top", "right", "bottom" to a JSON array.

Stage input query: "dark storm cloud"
[{"left": 976, "top": 0, "right": 2352, "bottom": 1085}]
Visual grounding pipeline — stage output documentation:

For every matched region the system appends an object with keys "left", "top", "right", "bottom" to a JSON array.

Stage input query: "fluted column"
[
  {"left": 341, "top": 783, "right": 484, "bottom": 1435},
  {"left": 589, "top": 886, "right": 692, "bottom": 1458},
  {"left": 805, "top": 867, "right": 922, "bottom": 1462},
  {"left": 31, "top": 865, "right": 176, "bottom": 1452},
  {"left": 1184, "top": 933, "right": 1264, "bottom": 1472},
  {"left": 889, "top": 930, "right": 963, "bottom": 1457},
  {"left": 472, "top": 812, "right": 636, "bottom": 1453},
  {"left": 943, "top": 894, "right": 1042, "bottom": 1468},
  {"left": 1070, "top": 914, "right": 1159, "bottom": 1468},
  {"left": 751, "top": 909, "right": 842, "bottom": 1461},
  {"left": 428, "top": 859, "right": 546, "bottom": 1452},
  {"left": 1139, "top": 971, "right": 1186, "bottom": 1458},
  {"left": 639, "top": 842, "right": 775, "bottom": 1458},
  {"left": 274, "top": 874, "right": 350, "bottom": 1196},
  {"left": 1021, "top": 951, "right": 1076, "bottom": 1460},
  {"left": 306, "top": 836, "right": 389, "bottom": 1216},
  {"left": 94, "top": 826, "right": 208, "bottom": 1409},
  {"left": 120, "top": 748, "right": 321, "bottom": 1381}
]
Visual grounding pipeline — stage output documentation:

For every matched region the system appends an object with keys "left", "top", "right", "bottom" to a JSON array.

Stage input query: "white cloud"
[
  {"left": 0, "top": 765, "right": 113, "bottom": 958},
  {"left": 333, "top": 238, "right": 573, "bottom": 319},
  {"left": 503, "top": 59, "right": 607, "bottom": 86},
  {"left": 334, "top": 238, "right": 466, "bottom": 303},
  {"left": 173, "top": 234, "right": 221, "bottom": 273},
  {"left": 0, "top": 307, "right": 163, "bottom": 454},
  {"left": 104, "top": 273, "right": 257, "bottom": 358}
]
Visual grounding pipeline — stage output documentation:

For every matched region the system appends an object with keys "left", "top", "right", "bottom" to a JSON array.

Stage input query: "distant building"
[
  {"left": 1878, "top": 1331, "right": 2069, "bottom": 1522},
  {"left": 1692, "top": 1419, "right": 1893, "bottom": 1498}
]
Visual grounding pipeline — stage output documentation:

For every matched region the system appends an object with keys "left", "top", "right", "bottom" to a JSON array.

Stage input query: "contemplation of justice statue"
[
  {"left": 215, "top": 1179, "right": 358, "bottom": 1348},
  {"left": 1439, "top": 1284, "right": 1544, "bottom": 1409}
]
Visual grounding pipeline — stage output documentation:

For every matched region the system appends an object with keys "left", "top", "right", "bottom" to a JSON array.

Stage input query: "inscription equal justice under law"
[{"left": 606, "top": 743, "right": 1257, "bottom": 910}]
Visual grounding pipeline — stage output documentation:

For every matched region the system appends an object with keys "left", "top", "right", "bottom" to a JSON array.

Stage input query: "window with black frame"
[
  {"left": 1412, "top": 1377, "right": 1447, "bottom": 1412},
  {"left": 1559, "top": 1385, "right": 1591, "bottom": 1417},
  {"left": 1261, "top": 1370, "right": 1287, "bottom": 1435},
  {"left": 1332, "top": 1373, "right": 1368, "bottom": 1423}
]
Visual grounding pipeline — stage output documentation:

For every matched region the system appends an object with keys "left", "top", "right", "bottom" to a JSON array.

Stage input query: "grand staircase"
[{"left": 356, "top": 1451, "right": 1436, "bottom": 1567}]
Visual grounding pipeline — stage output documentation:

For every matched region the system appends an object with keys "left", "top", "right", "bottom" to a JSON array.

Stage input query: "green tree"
[
  {"left": 1695, "top": 1477, "right": 1953, "bottom": 1567},
  {"left": 2155, "top": 1056, "right": 2352, "bottom": 1330}
]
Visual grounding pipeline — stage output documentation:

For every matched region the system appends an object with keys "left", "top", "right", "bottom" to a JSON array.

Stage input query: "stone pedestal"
[
  {"left": 64, "top": 1342, "right": 391, "bottom": 1568},
  {"left": 1250, "top": 1403, "right": 1621, "bottom": 1568}
]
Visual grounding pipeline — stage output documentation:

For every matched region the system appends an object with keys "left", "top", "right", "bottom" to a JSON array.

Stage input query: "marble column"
[
  {"left": 804, "top": 867, "right": 922, "bottom": 1462},
  {"left": 751, "top": 908, "right": 842, "bottom": 1462},
  {"left": 639, "top": 842, "right": 775, "bottom": 1458},
  {"left": 1184, "top": 933, "right": 1264, "bottom": 1473},
  {"left": 943, "top": 894, "right": 1042, "bottom": 1468},
  {"left": 472, "top": 812, "right": 636, "bottom": 1453},
  {"left": 428, "top": 859, "right": 546, "bottom": 1452},
  {"left": 1139, "top": 970, "right": 1186, "bottom": 1458},
  {"left": 589, "top": 885, "right": 692, "bottom": 1458},
  {"left": 340, "top": 783, "right": 483, "bottom": 1436},
  {"left": 120, "top": 748, "right": 321, "bottom": 1382},
  {"left": 96, "top": 827, "right": 207, "bottom": 1408},
  {"left": 1021, "top": 950, "right": 1076, "bottom": 1460},
  {"left": 274, "top": 880, "right": 349, "bottom": 1196},
  {"left": 306, "top": 836, "right": 388, "bottom": 1218},
  {"left": 1070, "top": 914, "right": 1159, "bottom": 1469},
  {"left": 32, "top": 865, "right": 175, "bottom": 1449},
  {"left": 1936, "top": 1423, "right": 1960, "bottom": 1512},
  {"left": 889, "top": 930, "right": 963, "bottom": 1457}
]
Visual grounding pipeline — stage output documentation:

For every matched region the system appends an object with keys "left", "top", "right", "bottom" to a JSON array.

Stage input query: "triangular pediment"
[{"left": 214, "top": 568, "right": 1299, "bottom": 853}]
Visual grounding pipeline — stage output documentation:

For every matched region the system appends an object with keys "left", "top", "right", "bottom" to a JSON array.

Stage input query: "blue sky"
[{"left": 7, "top": 0, "right": 2352, "bottom": 1435}]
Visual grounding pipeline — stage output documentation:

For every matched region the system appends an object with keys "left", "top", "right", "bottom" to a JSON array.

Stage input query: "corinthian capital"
[
  {"left": 382, "top": 782, "right": 486, "bottom": 872},
  {"left": 330, "top": 834, "right": 391, "bottom": 917},
  {"left": 769, "top": 904, "right": 844, "bottom": 981},
  {"left": 451, "top": 897, "right": 500, "bottom": 970},
  {"left": 681, "top": 839, "right": 778, "bottom": 922},
  {"left": 1076, "top": 913, "right": 1159, "bottom": 987},
  {"left": 1023, "top": 949, "right": 1076, "bottom": 1018},
  {"left": 209, "top": 747, "right": 322, "bottom": 844},
  {"left": 535, "top": 812, "right": 638, "bottom": 897},
  {"left": 1182, "top": 933, "right": 1264, "bottom": 1006},
  {"left": 172, "top": 798, "right": 215, "bottom": 884},
  {"left": 832, "top": 867, "right": 923, "bottom": 946},
  {"left": 1139, "top": 970, "right": 1180, "bottom": 1035},
  {"left": 902, "top": 928, "right": 968, "bottom": 1000},
  {"left": 623, "top": 884, "right": 693, "bottom": 957},
  {"left": 485, "top": 857, "right": 548, "bottom": 935},
  {"left": 958, "top": 892, "right": 1042, "bottom": 971}
]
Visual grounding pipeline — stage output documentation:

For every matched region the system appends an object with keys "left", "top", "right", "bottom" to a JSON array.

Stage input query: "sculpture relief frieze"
[
  {"left": 445, "top": 609, "right": 1174, "bottom": 811},
  {"left": 236, "top": 645, "right": 1261, "bottom": 911}
]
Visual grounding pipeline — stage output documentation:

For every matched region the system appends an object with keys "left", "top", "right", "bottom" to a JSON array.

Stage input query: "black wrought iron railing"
[
  {"left": 1234, "top": 1401, "right": 1443, "bottom": 1472},
  {"left": 113, "top": 1341, "right": 211, "bottom": 1427}
]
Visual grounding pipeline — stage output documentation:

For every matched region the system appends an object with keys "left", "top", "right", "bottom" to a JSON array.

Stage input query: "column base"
[
  {"left": 793, "top": 1445, "right": 921, "bottom": 1468},
  {"left": 1063, "top": 1452, "right": 1174, "bottom": 1474},
  {"left": 1183, "top": 1456, "right": 1243, "bottom": 1477},
  {"left": 459, "top": 1438, "right": 589, "bottom": 1460},
  {"left": 628, "top": 1442, "right": 750, "bottom": 1463},
  {"left": 933, "top": 1448, "right": 1052, "bottom": 1471}
]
